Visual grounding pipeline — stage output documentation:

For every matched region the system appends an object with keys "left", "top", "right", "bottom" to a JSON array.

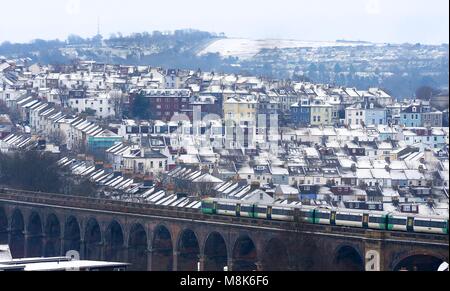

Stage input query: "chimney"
[{"left": 423, "top": 148, "right": 434, "bottom": 164}]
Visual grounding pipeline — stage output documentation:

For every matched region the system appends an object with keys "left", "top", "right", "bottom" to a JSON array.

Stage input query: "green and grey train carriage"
[
  {"left": 386, "top": 213, "right": 449, "bottom": 234},
  {"left": 201, "top": 198, "right": 254, "bottom": 218},
  {"left": 413, "top": 217, "right": 448, "bottom": 234},
  {"left": 201, "top": 198, "right": 448, "bottom": 235}
]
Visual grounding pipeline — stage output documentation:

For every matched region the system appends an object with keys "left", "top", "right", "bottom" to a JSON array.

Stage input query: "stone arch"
[
  {"left": 232, "top": 234, "right": 258, "bottom": 271},
  {"left": 104, "top": 220, "right": 125, "bottom": 262},
  {"left": 128, "top": 223, "right": 148, "bottom": 271},
  {"left": 27, "top": 211, "right": 44, "bottom": 258},
  {"left": 63, "top": 216, "right": 81, "bottom": 255},
  {"left": 0, "top": 206, "right": 8, "bottom": 244},
  {"left": 151, "top": 224, "right": 173, "bottom": 271},
  {"left": 176, "top": 228, "right": 200, "bottom": 271},
  {"left": 44, "top": 213, "right": 61, "bottom": 257},
  {"left": 203, "top": 231, "right": 228, "bottom": 271},
  {"left": 393, "top": 251, "right": 447, "bottom": 271},
  {"left": 84, "top": 217, "right": 102, "bottom": 261},
  {"left": 333, "top": 244, "right": 364, "bottom": 271},
  {"left": 261, "top": 237, "right": 290, "bottom": 271},
  {"left": 10, "top": 208, "right": 25, "bottom": 258}
]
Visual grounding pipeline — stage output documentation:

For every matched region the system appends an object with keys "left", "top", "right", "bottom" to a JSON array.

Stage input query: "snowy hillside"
[{"left": 198, "top": 38, "right": 375, "bottom": 59}]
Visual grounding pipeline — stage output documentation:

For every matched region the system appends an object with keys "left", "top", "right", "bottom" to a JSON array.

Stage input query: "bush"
[{"left": 0, "top": 151, "right": 61, "bottom": 193}]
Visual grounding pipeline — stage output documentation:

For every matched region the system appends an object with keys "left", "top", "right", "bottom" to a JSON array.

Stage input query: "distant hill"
[
  {"left": 0, "top": 30, "right": 448, "bottom": 99},
  {"left": 0, "top": 29, "right": 224, "bottom": 66},
  {"left": 198, "top": 38, "right": 375, "bottom": 60}
]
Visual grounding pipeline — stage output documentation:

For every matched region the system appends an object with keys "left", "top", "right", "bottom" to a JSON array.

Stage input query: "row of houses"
[{"left": 1, "top": 92, "right": 122, "bottom": 153}]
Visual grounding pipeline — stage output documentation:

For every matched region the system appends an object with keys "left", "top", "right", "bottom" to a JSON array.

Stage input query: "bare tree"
[
  {"left": 109, "top": 89, "right": 124, "bottom": 119},
  {"left": 195, "top": 181, "right": 216, "bottom": 197},
  {"left": 72, "top": 139, "right": 87, "bottom": 154},
  {"left": 49, "top": 129, "right": 67, "bottom": 146}
]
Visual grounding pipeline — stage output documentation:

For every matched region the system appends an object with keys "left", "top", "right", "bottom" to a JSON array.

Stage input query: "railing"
[
  {"left": 0, "top": 187, "right": 448, "bottom": 245},
  {"left": 0, "top": 187, "right": 200, "bottom": 219}
]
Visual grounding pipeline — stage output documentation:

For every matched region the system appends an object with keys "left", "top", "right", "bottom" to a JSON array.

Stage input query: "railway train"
[{"left": 201, "top": 198, "right": 449, "bottom": 235}]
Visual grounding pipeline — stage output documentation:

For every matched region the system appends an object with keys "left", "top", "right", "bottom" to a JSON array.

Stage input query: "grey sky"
[{"left": 1, "top": 0, "right": 448, "bottom": 44}]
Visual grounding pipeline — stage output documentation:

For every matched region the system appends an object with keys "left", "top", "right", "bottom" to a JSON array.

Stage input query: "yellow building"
[
  {"left": 223, "top": 96, "right": 257, "bottom": 127},
  {"left": 223, "top": 96, "right": 257, "bottom": 148},
  {"left": 310, "top": 100, "right": 333, "bottom": 126}
]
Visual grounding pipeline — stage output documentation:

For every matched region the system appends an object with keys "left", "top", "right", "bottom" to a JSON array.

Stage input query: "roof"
[
  {"left": 276, "top": 185, "right": 299, "bottom": 195},
  {"left": 356, "top": 169, "right": 373, "bottom": 179},
  {"left": 143, "top": 151, "right": 167, "bottom": 159},
  {"left": 404, "top": 170, "right": 425, "bottom": 180},
  {"left": 371, "top": 169, "right": 391, "bottom": 179},
  {"left": 390, "top": 170, "right": 407, "bottom": 180},
  {"left": 192, "top": 173, "right": 223, "bottom": 184},
  {"left": 270, "top": 166, "right": 289, "bottom": 176}
]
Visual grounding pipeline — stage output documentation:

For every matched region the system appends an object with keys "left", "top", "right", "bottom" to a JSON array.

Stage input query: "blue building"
[
  {"left": 291, "top": 99, "right": 311, "bottom": 126},
  {"left": 364, "top": 102, "right": 387, "bottom": 126},
  {"left": 400, "top": 103, "right": 429, "bottom": 127},
  {"left": 87, "top": 130, "right": 123, "bottom": 152}
]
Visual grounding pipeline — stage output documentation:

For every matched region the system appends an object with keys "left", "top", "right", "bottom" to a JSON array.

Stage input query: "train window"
[
  {"left": 218, "top": 204, "right": 236, "bottom": 211},
  {"left": 389, "top": 218, "right": 407, "bottom": 225},
  {"left": 336, "top": 214, "right": 362, "bottom": 222},
  {"left": 316, "top": 212, "right": 331, "bottom": 219},
  {"left": 202, "top": 202, "right": 213, "bottom": 209},
  {"left": 255, "top": 207, "right": 266, "bottom": 213},
  {"left": 414, "top": 220, "right": 447, "bottom": 228},
  {"left": 272, "top": 209, "right": 293, "bottom": 216},
  {"left": 241, "top": 206, "right": 253, "bottom": 212},
  {"left": 369, "top": 216, "right": 385, "bottom": 224},
  {"left": 300, "top": 211, "right": 313, "bottom": 218}
]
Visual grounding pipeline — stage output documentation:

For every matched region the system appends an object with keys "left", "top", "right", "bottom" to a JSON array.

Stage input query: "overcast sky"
[{"left": 1, "top": 0, "right": 448, "bottom": 44}]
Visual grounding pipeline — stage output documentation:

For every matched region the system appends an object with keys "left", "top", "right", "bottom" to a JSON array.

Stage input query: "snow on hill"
[{"left": 198, "top": 38, "right": 374, "bottom": 59}]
